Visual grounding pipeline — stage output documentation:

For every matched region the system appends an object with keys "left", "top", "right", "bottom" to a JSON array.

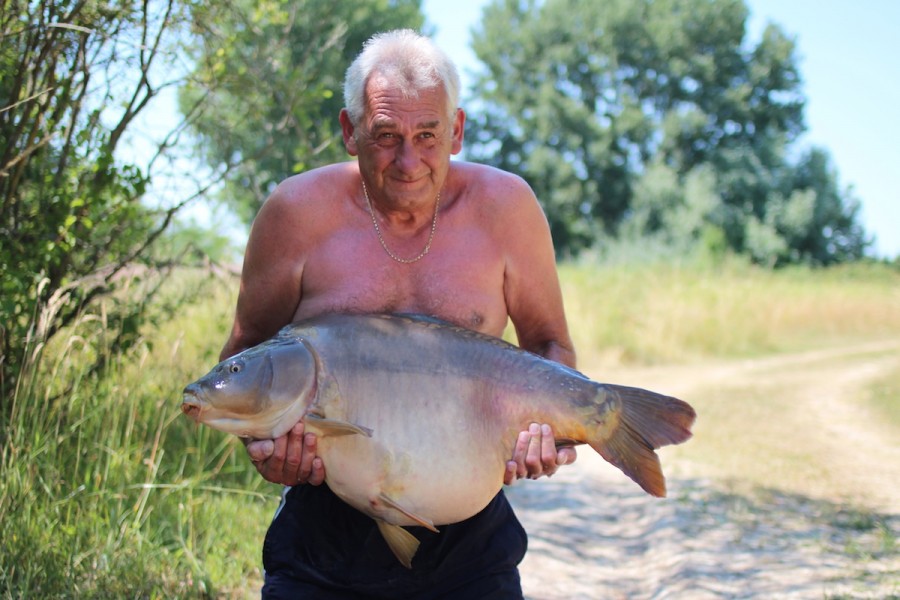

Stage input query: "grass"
[
  {"left": 0, "top": 270, "right": 278, "bottom": 597},
  {"left": 560, "top": 257, "right": 900, "bottom": 367},
  {"left": 1, "top": 258, "right": 898, "bottom": 596}
]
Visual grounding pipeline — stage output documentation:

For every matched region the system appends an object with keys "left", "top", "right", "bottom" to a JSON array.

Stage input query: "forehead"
[{"left": 363, "top": 75, "right": 449, "bottom": 128}]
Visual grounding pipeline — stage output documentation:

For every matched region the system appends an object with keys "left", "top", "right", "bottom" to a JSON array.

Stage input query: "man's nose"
[{"left": 394, "top": 141, "right": 421, "bottom": 173}]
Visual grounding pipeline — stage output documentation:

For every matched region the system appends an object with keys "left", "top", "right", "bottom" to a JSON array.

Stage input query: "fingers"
[
  {"left": 505, "top": 423, "right": 575, "bottom": 484},
  {"left": 557, "top": 445, "right": 577, "bottom": 468},
  {"left": 246, "top": 421, "right": 325, "bottom": 486},
  {"left": 539, "top": 424, "right": 558, "bottom": 474},
  {"left": 524, "top": 423, "right": 546, "bottom": 478},
  {"left": 504, "top": 460, "right": 519, "bottom": 486},
  {"left": 307, "top": 456, "right": 326, "bottom": 486},
  {"left": 246, "top": 438, "right": 275, "bottom": 462},
  {"left": 505, "top": 430, "right": 531, "bottom": 485},
  {"left": 297, "top": 433, "right": 326, "bottom": 486}
]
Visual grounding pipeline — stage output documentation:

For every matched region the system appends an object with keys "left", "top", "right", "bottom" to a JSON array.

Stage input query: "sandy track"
[{"left": 509, "top": 340, "right": 900, "bottom": 599}]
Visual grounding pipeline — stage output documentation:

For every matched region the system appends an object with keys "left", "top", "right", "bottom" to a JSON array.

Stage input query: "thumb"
[{"left": 247, "top": 439, "right": 275, "bottom": 461}]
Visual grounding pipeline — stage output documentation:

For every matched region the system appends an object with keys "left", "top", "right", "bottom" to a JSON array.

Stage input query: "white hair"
[{"left": 343, "top": 29, "right": 461, "bottom": 125}]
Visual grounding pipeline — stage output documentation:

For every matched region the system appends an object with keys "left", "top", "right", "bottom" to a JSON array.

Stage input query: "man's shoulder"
[
  {"left": 451, "top": 161, "right": 533, "bottom": 201},
  {"left": 452, "top": 160, "right": 524, "bottom": 184},
  {"left": 267, "top": 162, "right": 357, "bottom": 210},
  {"left": 451, "top": 161, "right": 539, "bottom": 218}
]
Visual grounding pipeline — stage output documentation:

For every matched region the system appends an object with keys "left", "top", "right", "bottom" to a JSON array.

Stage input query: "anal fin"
[
  {"left": 375, "top": 520, "right": 419, "bottom": 569},
  {"left": 304, "top": 412, "right": 373, "bottom": 437},
  {"left": 378, "top": 493, "right": 439, "bottom": 533}
]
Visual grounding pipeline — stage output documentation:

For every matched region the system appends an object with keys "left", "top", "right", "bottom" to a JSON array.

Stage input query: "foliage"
[
  {"left": 180, "top": 0, "right": 425, "bottom": 223},
  {"left": 466, "top": 0, "right": 868, "bottom": 264},
  {"left": 0, "top": 0, "right": 245, "bottom": 579},
  {"left": 0, "top": 271, "right": 278, "bottom": 597},
  {"left": 0, "top": 0, "right": 203, "bottom": 404}
]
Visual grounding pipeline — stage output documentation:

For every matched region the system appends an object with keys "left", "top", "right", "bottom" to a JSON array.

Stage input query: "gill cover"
[{"left": 184, "top": 335, "right": 319, "bottom": 438}]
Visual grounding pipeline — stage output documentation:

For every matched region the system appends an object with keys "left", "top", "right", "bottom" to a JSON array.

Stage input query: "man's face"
[{"left": 341, "top": 75, "right": 465, "bottom": 210}]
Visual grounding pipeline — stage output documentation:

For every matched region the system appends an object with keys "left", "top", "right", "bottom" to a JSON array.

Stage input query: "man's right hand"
[{"left": 245, "top": 421, "right": 326, "bottom": 486}]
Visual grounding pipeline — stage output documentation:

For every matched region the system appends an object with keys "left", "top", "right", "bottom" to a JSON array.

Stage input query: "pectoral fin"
[
  {"left": 297, "top": 337, "right": 374, "bottom": 438},
  {"left": 304, "top": 412, "right": 373, "bottom": 437},
  {"left": 377, "top": 493, "right": 439, "bottom": 533},
  {"left": 375, "top": 520, "right": 419, "bottom": 569}
]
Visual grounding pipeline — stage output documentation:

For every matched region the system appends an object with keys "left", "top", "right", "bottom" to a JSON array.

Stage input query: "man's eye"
[{"left": 377, "top": 134, "right": 400, "bottom": 146}]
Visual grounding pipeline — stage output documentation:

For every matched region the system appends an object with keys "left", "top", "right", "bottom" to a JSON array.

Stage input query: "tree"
[
  {"left": 466, "top": 0, "right": 868, "bottom": 263},
  {"left": 0, "top": 0, "right": 197, "bottom": 401},
  {"left": 778, "top": 147, "right": 868, "bottom": 264},
  {"left": 180, "top": 0, "right": 425, "bottom": 223}
]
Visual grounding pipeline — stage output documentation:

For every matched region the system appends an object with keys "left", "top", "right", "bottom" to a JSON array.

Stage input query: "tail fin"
[{"left": 589, "top": 385, "right": 696, "bottom": 498}]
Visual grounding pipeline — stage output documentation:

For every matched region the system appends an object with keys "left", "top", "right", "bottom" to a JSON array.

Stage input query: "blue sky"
[{"left": 423, "top": 0, "right": 900, "bottom": 258}]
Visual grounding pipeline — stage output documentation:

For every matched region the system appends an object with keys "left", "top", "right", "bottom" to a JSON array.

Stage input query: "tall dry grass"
[{"left": 560, "top": 258, "right": 900, "bottom": 368}]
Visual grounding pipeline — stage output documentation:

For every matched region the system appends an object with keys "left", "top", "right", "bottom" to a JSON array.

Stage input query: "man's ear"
[
  {"left": 340, "top": 109, "right": 358, "bottom": 156},
  {"left": 451, "top": 108, "right": 465, "bottom": 155}
]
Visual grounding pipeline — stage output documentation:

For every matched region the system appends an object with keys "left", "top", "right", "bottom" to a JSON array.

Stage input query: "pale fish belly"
[
  {"left": 316, "top": 432, "right": 506, "bottom": 527},
  {"left": 308, "top": 371, "right": 512, "bottom": 527}
]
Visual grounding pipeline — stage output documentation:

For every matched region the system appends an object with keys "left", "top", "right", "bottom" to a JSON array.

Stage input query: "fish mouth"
[{"left": 181, "top": 389, "right": 206, "bottom": 422}]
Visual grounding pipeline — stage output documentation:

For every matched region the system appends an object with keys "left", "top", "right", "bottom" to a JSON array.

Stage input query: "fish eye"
[{"left": 228, "top": 362, "right": 243, "bottom": 374}]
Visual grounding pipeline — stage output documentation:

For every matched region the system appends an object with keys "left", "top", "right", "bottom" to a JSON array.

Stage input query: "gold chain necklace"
[{"left": 362, "top": 180, "right": 440, "bottom": 264}]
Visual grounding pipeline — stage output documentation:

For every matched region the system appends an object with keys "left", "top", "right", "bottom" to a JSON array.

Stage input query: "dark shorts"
[{"left": 261, "top": 484, "right": 528, "bottom": 599}]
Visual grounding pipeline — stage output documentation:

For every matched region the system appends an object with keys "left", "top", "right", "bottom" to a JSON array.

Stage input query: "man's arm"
[
  {"left": 220, "top": 183, "right": 306, "bottom": 361},
  {"left": 221, "top": 179, "right": 325, "bottom": 487},
  {"left": 499, "top": 175, "right": 578, "bottom": 483}
]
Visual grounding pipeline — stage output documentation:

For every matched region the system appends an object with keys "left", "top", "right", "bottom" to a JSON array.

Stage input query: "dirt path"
[{"left": 509, "top": 340, "right": 900, "bottom": 599}]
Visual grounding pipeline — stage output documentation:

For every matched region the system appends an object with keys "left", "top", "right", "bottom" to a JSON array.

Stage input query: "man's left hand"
[{"left": 504, "top": 422, "right": 577, "bottom": 484}]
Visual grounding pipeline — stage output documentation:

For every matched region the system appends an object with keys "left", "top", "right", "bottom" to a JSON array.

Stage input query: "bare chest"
[{"left": 295, "top": 224, "right": 509, "bottom": 336}]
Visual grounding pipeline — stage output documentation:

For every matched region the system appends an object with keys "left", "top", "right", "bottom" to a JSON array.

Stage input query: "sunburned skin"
[{"left": 290, "top": 164, "right": 511, "bottom": 337}]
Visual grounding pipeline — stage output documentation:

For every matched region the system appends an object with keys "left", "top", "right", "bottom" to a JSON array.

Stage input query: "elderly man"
[{"left": 221, "top": 29, "right": 577, "bottom": 599}]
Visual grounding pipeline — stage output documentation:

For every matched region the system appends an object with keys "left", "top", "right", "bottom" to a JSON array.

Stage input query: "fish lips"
[{"left": 181, "top": 384, "right": 206, "bottom": 422}]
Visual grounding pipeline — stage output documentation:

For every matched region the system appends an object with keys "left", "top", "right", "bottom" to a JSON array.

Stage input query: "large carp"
[{"left": 182, "top": 313, "right": 695, "bottom": 567}]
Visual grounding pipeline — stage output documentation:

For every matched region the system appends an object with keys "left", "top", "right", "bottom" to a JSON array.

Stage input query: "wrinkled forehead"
[
  {"left": 364, "top": 73, "right": 450, "bottom": 114},
  {"left": 362, "top": 79, "right": 450, "bottom": 131}
]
